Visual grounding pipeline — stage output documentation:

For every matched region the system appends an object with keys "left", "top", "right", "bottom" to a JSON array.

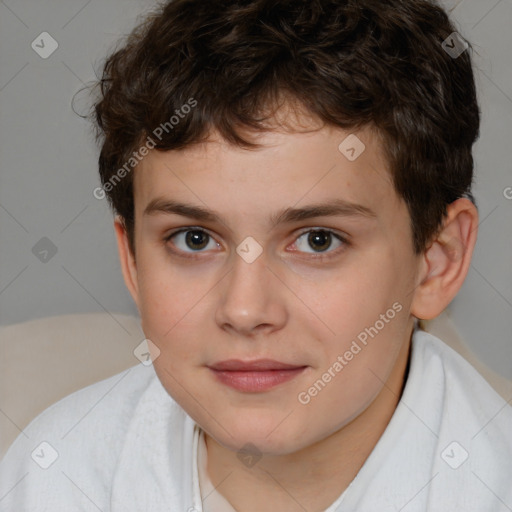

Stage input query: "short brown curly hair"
[{"left": 92, "top": 0, "right": 480, "bottom": 257}]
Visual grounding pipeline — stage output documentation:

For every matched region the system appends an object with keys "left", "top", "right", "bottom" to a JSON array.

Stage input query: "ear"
[
  {"left": 114, "top": 216, "right": 141, "bottom": 311},
  {"left": 410, "top": 198, "right": 478, "bottom": 320}
]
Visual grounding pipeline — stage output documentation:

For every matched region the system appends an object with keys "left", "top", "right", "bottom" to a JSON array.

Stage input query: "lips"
[
  {"left": 208, "top": 359, "right": 307, "bottom": 392},
  {"left": 209, "top": 359, "right": 304, "bottom": 371}
]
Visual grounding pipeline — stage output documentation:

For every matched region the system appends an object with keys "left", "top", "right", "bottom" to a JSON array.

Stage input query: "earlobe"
[
  {"left": 114, "top": 216, "right": 140, "bottom": 310},
  {"left": 411, "top": 198, "right": 478, "bottom": 320}
]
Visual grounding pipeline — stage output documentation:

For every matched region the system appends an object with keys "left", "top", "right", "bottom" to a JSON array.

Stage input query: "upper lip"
[{"left": 208, "top": 359, "right": 306, "bottom": 371}]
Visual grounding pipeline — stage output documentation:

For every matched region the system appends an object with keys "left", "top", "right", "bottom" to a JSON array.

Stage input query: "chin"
[{"left": 202, "top": 413, "right": 317, "bottom": 456}]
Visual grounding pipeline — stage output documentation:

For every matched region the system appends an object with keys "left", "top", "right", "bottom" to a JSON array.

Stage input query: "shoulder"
[
  {"left": 412, "top": 329, "right": 512, "bottom": 505},
  {"left": 0, "top": 363, "right": 162, "bottom": 510},
  {"left": 412, "top": 329, "right": 510, "bottom": 410},
  {"left": 11, "top": 361, "right": 157, "bottom": 448}
]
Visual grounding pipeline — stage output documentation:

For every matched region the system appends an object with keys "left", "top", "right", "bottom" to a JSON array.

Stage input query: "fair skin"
[{"left": 114, "top": 120, "right": 478, "bottom": 511}]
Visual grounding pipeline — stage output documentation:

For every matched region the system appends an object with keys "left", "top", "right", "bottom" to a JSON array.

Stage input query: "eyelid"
[
  {"left": 294, "top": 226, "right": 349, "bottom": 241},
  {"left": 164, "top": 226, "right": 213, "bottom": 240}
]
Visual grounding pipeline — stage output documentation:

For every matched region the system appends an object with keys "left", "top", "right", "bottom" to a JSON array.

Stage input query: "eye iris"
[
  {"left": 308, "top": 231, "right": 331, "bottom": 252},
  {"left": 186, "top": 230, "right": 209, "bottom": 250}
]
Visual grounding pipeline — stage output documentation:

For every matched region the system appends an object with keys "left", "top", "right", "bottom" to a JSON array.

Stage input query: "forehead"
[{"left": 133, "top": 124, "right": 403, "bottom": 229}]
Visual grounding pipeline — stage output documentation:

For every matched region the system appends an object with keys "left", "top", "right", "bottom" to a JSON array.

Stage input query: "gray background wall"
[{"left": 1, "top": 0, "right": 511, "bottom": 378}]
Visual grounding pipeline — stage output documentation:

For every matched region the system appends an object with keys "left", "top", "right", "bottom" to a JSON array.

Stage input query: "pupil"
[
  {"left": 186, "top": 231, "right": 208, "bottom": 250},
  {"left": 308, "top": 231, "right": 331, "bottom": 252}
]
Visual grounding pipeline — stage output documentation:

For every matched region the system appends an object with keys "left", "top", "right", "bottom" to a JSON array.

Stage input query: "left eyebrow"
[
  {"left": 143, "top": 197, "right": 377, "bottom": 228},
  {"left": 270, "top": 199, "right": 377, "bottom": 227}
]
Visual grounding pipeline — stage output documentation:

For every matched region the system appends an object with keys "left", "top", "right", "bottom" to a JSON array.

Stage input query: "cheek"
[
  {"left": 297, "top": 256, "right": 410, "bottom": 388},
  {"left": 136, "top": 244, "right": 205, "bottom": 324},
  {"left": 303, "top": 257, "right": 402, "bottom": 338},
  {"left": 294, "top": 308, "right": 409, "bottom": 443},
  {"left": 136, "top": 266, "right": 203, "bottom": 362}
]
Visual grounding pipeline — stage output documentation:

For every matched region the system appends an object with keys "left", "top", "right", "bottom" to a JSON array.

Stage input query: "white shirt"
[{"left": 1, "top": 329, "right": 511, "bottom": 511}]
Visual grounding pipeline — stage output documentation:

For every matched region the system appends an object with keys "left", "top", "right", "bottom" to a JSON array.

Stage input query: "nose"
[{"left": 215, "top": 249, "right": 288, "bottom": 338}]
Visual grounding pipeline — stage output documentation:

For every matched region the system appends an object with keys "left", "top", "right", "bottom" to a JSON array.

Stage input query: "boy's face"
[{"left": 122, "top": 123, "right": 422, "bottom": 455}]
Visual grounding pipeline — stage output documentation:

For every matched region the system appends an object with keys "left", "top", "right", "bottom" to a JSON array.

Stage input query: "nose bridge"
[{"left": 215, "top": 247, "right": 287, "bottom": 335}]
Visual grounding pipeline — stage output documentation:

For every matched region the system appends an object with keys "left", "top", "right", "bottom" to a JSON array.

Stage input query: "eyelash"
[{"left": 163, "top": 227, "right": 350, "bottom": 261}]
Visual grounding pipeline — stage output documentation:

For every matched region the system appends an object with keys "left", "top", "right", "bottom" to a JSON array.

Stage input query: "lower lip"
[{"left": 210, "top": 367, "right": 307, "bottom": 392}]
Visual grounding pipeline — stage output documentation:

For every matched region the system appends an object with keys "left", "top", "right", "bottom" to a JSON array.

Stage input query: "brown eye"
[
  {"left": 166, "top": 228, "right": 218, "bottom": 254},
  {"left": 307, "top": 231, "right": 332, "bottom": 252},
  {"left": 184, "top": 230, "right": 209, "bottom": 250},
  {"left": 294, "top": 229, "right": 344, "bottom": 254}
]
